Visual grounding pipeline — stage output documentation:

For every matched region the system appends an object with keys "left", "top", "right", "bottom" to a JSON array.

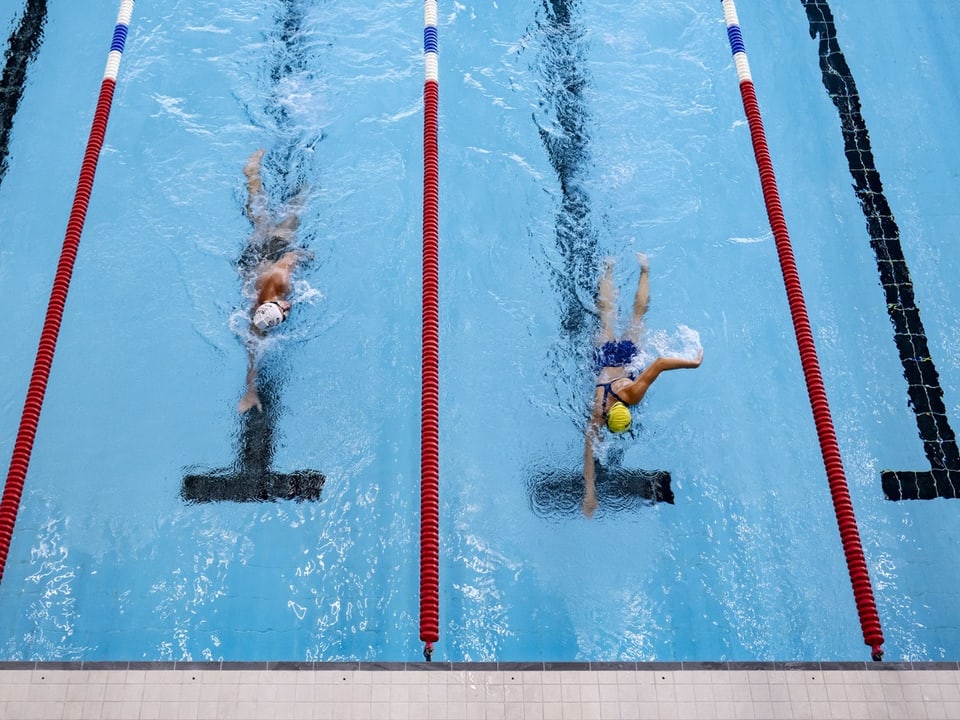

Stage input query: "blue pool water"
[{"left": 0, "top": 0, "right": 958, "bottom": 662}]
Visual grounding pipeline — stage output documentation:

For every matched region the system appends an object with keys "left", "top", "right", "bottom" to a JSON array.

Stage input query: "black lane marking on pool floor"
[
  {"left": 534, "top": 0, "right": 599, "bottom": 340},
  {"left": 527, "top": 463, "right": 673, "bottom": 517},
  {"left": 802, "top": 1, "right": 960, "bottom": 500},
  {"left": 182, "top": 372, "right": 324, "bottom": 503},
  {"left": 0, "top": 0, "right": 48, "bottom": 187},
  {"left": 529, "top": 0, "right": 672, "bottom": 509},
  {"left": 184, "top": 2, "right": 327, "bottom": 502}
]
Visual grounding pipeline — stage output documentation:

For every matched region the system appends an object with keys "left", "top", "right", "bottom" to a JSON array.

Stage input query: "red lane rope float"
[
  {"left": 0, "top": 0, "right": 136, "bottom": 585},
  {"left": 419, "top": 0, "right": 440, "bottom": 661},
  {"left": 722, "top": 0, "right": 884, "bottom": 661}
]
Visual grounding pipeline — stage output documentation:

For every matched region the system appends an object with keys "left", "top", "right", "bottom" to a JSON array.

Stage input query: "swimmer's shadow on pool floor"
[{"left": 181, "top": 375, "right": 324, "bottom": 503}]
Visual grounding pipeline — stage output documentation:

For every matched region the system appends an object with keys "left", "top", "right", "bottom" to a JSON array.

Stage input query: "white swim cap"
[{"left": 252, "top": 301, "right": 288, "bottom": 331}]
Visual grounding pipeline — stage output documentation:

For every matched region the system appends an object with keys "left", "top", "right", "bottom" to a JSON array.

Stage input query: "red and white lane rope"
[
  {"left": 721, "top": 0, "right": 884, "bottom": 661},
  {"left": 0, "top": 0, "right": 135, "bottom": 584},
  {"left": 420, "top": 0, "right": 440, "bottom": 661}
]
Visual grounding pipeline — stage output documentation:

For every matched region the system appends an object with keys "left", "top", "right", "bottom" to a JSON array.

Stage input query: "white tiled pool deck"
[{"left": 1, "top": 661, "right": 958, "bottom": 719}]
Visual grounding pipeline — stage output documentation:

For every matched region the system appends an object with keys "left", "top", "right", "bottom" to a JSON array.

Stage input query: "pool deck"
[{"left": 1, "top": 660, "right": 958, "bottom": 719}]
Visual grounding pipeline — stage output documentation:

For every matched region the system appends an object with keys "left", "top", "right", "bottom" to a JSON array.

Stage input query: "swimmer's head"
[
  {"left": 252, "top": 300, "right": 290, "bottom": 332},
  {"left": 605, "top": 401, "right": 632, "bottom": 433}
]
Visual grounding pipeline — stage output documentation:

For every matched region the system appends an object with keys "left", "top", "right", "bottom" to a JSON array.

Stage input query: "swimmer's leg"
[
  {"left": 275, "top": 186, "right": 308, "bottom": 235},
  {"left": 626, "top": 253, "right": 650, "bottom": 344},
  {"left": 272, "top": 210, "right": 300, "bottom": 238},
  {"left": 596, "top": 257, "right": 618, "bottom": 345},
  {"left": 261, "top": 186, "right": 309, "bottom": 258},
  {"left": 244, "top": 149, "right": 268, "bottom": 230}
]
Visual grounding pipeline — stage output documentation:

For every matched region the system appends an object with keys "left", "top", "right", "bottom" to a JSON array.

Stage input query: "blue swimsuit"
[
  {"left": 596, "top": 380, "right": 629, "bottom": 410},
  {"left": 594, "top": 340, "right": 639, "bottom": 418},
  {"left": 593, "top": 339, "right": 638, "bottom": 373}
]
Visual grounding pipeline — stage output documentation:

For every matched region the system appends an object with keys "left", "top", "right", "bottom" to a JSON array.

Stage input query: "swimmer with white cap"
[
  {"left": 237, "top": 149, "right": 307, "bottom": 413},
  {"left": 583, "top": 254, "right": 703, "bottom": 517}
]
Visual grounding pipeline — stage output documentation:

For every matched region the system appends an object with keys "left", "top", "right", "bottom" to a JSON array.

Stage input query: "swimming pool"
[{"left": 0, "top": 0, "right": 958, "bottom": 662}]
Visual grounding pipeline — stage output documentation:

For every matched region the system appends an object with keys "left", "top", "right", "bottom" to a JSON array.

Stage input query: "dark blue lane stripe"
[
  {"left": 801, "top": 0, "right": 960, "bottom": 500},
  {"left": 0, "top": 0, "right": 48, "bottom": 188}
]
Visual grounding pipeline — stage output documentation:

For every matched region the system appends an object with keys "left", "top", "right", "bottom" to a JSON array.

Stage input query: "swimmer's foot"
[
  {"left": 244, "top": 150, "right": 266, "bottom": 223},
  {"left": 244, "top": 149, "right": 265, "bottom": 179}
]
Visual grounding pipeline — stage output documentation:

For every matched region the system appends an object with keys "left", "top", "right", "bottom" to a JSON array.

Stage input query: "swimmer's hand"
[
  {"left": 582, "top": 493, "right": 598, "bottom": 519},
  {"left": 238, "top": 388, "right": 262, "bottom": 413}
]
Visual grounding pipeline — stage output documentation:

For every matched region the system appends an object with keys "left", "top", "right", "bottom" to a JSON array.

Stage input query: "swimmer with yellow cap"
[
  {"left": 605, "top": 401, "right": 632, "bottom": 433},
  {"left": 583, "top": 254, "right": 703, "bottom": 518}
]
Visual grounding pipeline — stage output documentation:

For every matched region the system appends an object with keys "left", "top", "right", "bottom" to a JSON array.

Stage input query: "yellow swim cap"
[{"left": 606, "top": 401, "right": 632, "bottom": 433}]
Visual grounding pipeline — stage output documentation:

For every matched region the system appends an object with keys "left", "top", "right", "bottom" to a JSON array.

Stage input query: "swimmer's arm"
[
  {"left": 619, "top": 349, "right": 704, "bottom": 405},
  {"left": 237, "top": 345, "right": 262, "bottom": 413},
  {"left": 582, "top": 422, "right": 599, "bottom": 518}
]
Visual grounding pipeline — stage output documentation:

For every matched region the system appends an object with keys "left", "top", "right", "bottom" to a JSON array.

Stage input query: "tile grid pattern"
[
  {"left": 801, "top": 0, "right": 960, "bottom": 500},
  {"left": 1, "top": 663, "right": 958, "bottom": 720}
]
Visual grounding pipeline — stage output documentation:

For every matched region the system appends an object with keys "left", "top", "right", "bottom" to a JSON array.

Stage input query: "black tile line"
[
  {"left": 525, "top": 0, "right": 676, "bottom": 514},
  {"left": 0, "top": 0, "right": 48, "bottom": 188},
  {"left": 180, "top": 3, "right": 327, "bottom": 505},
  {"left": 801, "top": 0, "right": 960, "bottom": 500},
  {"left": 533, "top": 0, "right": 600, "bottom": 342}
]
